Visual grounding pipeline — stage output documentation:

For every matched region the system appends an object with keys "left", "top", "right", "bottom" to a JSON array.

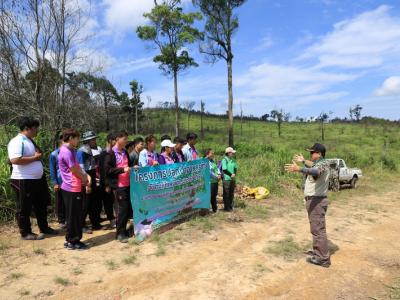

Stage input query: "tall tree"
[
  {"left": 200, "top": 100, "right": 205, "bottom": 138},
  {"left": 137, "top": 0, "right": 202, "bottom": 137},
  {"left": 129, "top": 80, "right": 144, "bottom": 134},
  {"left": 193, "top": 0, "right": 247, "bottom": 147},
  {"left": 317, "top": 112, "right": 330, "bottom": 141},
  {"left": 270, "top": 109, "right": 284, "bottom": 138},
  {"left": 183, "top": 101, "right": 196, "bottom": 131},
  {"left": 349, "top": 104, "right": 363, "bottom": 122},
  {"left": 93, "top": 76, "right": 119, "bottom": 131}
]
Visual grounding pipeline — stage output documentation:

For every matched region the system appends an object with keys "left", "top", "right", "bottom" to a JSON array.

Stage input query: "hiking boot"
[
  {"left": 21, "top": 233, "right": 44, "bottom": 240},
  {"left": 306, "top": 256, "right": 331, "bottom": 268},
  {"left": 116, "top": 235, "right": 129, "bottom": 243},
  {"left": 41, "top": 227, "right": 58, "bottom": 235},
  {"left": 304, "top": 249, "right": 315, "bottom": 256},
  {"left": 82, "top": 227, "right": 93, "bottom": 234}
]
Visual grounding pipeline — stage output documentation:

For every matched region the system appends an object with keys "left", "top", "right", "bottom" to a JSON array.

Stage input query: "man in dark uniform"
[{"left": 285, "top": 143, "right": 331, "bottom": 268}]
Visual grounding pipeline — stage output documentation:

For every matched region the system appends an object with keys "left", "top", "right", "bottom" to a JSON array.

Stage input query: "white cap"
[
  {"left": 225, "top": 147, "right": 236, "bottom": 154},
  {"left": 161, "top": 139, "right": 176, "bottom": 148}
]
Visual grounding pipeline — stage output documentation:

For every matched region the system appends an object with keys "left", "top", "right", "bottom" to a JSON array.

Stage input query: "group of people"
[{"left": 7, "top": 117, "right": 238, "bottom": 250}]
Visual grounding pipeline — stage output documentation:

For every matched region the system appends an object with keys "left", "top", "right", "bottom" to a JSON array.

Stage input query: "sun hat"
[
  {"left": 161, "top": 139, "right": 176, "bottom": 148},
  {"left": 225, "top": 147, "right": 237, "bottom": 154}
]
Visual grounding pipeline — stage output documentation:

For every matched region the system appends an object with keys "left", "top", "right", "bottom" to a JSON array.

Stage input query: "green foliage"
[
  {"left": 263, "top": 236, "right": 303, "bottom": 261},
  {"left": 54, "top": 276, "right": 70, "bottom": 286},
  {"left": 137, "top": 1, "right": 202, "bottom": 75}
]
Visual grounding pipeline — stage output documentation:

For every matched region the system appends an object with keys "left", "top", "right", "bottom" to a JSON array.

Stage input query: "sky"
[{"left": 75, "top": 0, "right": 400, "bottom": 120}]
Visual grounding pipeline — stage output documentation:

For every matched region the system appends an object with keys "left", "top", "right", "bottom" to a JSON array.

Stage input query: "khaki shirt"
[{"left": 304, "top": 159, "right": 330, "bottom": 197}]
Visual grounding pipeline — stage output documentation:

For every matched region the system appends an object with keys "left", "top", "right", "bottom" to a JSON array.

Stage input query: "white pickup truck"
[{"left": 327, "top": 159, "right": 363, "bottom": 190}]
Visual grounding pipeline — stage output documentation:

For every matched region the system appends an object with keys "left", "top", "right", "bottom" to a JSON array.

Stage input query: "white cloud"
[
  {"left": 102, "top": 0, "right": 191, "bottom": 37},
  {"left": 375, "top": 76, "right": 400, "bottom": 97},
  {"left": 235, "top": 62, "right": 356, "bottom": 98},
  {"left": 304, "top": 5, "right": 400, "bottom": 69}
]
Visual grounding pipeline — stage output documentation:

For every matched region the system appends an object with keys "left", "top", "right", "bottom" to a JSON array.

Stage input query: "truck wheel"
[{"left": 350, "top": 177, "right": 358, "bottom": 189}]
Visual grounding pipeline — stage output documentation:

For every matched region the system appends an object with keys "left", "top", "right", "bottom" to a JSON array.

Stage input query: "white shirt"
[{"left": 8, "top": 134, "right": 43, "bottom": 179}]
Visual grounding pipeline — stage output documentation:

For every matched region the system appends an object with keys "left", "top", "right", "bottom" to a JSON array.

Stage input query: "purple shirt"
[{"left": 58, "top": 144, "right": 82, "bottom": 192}]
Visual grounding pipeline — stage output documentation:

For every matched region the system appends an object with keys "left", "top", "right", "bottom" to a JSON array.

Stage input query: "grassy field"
[{"left": 0, "top": 112, "right": 399, "bottom": 221}]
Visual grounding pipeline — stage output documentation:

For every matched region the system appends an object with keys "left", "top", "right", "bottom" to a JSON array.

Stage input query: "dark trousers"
[
  {"left": 10, "top": 179, "right": 49, "bottom": 237},
  {"left": 81, "top": 185, "right": 102, "bottom": 227},
  {"left": 55, "top": 189, "right": 65, "bottom": 224},
  {"left": 113, "top": 187, "right": 132, "bottom": 237},
  {"left": 210, "top": 182, "right": 219, "bottom": 212},
  {"left": 102, "top": 188, "right": 115, "bottom": 221},
  {"left": 306, "top": 197, "right": 330, "bottom": 262},
  {"left": 223, "top": 180, "right": 235, "bottom": 211},
  {"left": 62, "top": 189, "right": 83, "bottom": 243}
]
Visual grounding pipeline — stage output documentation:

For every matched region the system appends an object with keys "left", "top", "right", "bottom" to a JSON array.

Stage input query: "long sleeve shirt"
[{"left": 49, "top": 148, "right": 62, "bottom": 185}]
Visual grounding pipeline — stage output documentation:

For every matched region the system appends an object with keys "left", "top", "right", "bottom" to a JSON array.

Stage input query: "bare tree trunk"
[
  {"left": 173, "top": 69, "right": 179, "bottom": 137},
  {"left": 200, "top": 100, "right": 204, "bottom": 138},
  {"left": 227, "top": 58, "right": 234, "bottom": 147},
  {"left": 135, "top": 98, "right": 138, "bottom": 134}
]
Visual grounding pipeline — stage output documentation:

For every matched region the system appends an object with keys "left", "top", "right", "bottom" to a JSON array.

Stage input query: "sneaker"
[
  {"left": 41, "top": 227, "right": 58, "bottom": 235},
  {"left": 21, "top": 233, "right": 44, "bottom": 240},
  {"left": 116, "top": 235, "right": 129, "bottom": 243},
  {"left": 82, "top": 227, "right": 93, "bottom": 234},
  {"left": 64, "top": 242, "right": 75, "bottom": 250},
  {"left": 74, "top": 241, "right": 89, "bottom": 250},
  {"left": 306, "top": 256, "right": 331, "bottom": 268},
  {"left": 304, "top": 249, "right": 315, "bottom": 256}
]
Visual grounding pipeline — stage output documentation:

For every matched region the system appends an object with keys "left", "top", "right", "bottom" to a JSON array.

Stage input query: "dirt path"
[{"left": 1, "top": 185, "right": 399, "bottom": 300}]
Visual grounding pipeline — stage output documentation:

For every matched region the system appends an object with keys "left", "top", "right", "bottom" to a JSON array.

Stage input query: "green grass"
[
  {"left": 54, "top": 276, "right": 70, "bottom": 286},
  {"left": 33, "top": 247, "right": 45, "bottom": 255},
  {"left": 122, "top": 254, "right": 137, "bottom": 265},
  {"left": 386, "top": 278, "right": 400, "bottom": 299},
  {"left": 72, "top": 267, "right": 82, "bottom": 275},
  {"left": 105, "top": 260, "right": 118, "bottom": 270},
  {"left": 263, "top": 236, "right": 304, "bottom": 261}
]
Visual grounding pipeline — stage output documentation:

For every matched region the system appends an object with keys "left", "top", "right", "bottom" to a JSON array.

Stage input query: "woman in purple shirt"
[{"left": 158, "top": 140, "right": 176, "bottom": 165}]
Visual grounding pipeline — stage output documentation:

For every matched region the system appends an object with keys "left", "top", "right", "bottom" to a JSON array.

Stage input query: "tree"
[
  {"left": 270, "top": 109, "right": 284, "bottom": 137},
  {"left": 317, "top": 112, "right": 331, "bottom": 141},
  {"left": 183, "top": 101, "right": 196, "bottom": 131},
  {"left": 93, "top": 76, "right": 119, "bottom": 131},
  {"left": 137, "top": 0, "right": 202, "bottom": 137},
  {"left": 349, "top": 104, "right": 363, "bottom": 122},
  {"left": 200, "top": 100, "right": 205, "bottom": 138},
  {"left": 193, "top": 0, "right": 247, "bottom": 147},
  {"left": 129, "top": 80, "right": 144, "bottom": 134}
]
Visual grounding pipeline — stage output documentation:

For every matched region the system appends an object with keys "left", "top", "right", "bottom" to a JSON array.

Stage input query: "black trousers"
[
  {"left": 113, "top": 187, "right": 132, "bottom": 237},
  {"left": 210, "top": 182, "right": 219, "bottom": 212},
  {"left": 62, "top": 189, "right": 83, "bottom": 243},
  {"left": 81, "top": 184, "right": 102, "bottom": 227},
  {"left": 223, "top": 180, "right": 235, "bottom": 211},
  {"left": 10, "top": 179, "right": 49, "bottom": 237},
  {"left": 101, "top": 187, "right": 115, "bottom": 221},
  {"left": 55, "top": 189, "right": 65, "bottom": 224}
]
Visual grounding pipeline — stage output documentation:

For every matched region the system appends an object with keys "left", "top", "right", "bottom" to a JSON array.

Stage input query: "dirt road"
[{"left": 0, "top": 183, "right": 399, "bottom": 299}]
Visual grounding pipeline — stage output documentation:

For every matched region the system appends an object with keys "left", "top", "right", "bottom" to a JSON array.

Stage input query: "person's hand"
[
  {"left": 152, "top": 161, "right": 159, "bottom": 166},
  {"left": 124, "top": 166, "right": 131, "bottom": 173},
  {"left": 33, "top": 151, "right": 42, "bottom": 161},
  {"left": 134, "top": 165, "right": 139, "bottom": 170},
  {"left": 231, "top": 173, "right": 236, "bottom": 178},
  {"left": 86, "top": 185, "right": 92, "bottom": 194},
  {"left": 105, "top": 186, "right": 111, "bottom": 193},
  {"left": 285, "top": 161, "right": 300, "bottom": 173},
  {"left": 54, "top": 184, "right": 60, "bottom": 192},
  {"left": 293, "top": 154, "right": 305, "bottom": 164}
]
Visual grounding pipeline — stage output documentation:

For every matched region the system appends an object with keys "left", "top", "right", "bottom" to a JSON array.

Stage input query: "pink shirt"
[
  {"left": 161, "top": 152, "right": 174, "bottom": 165},
  {"left": 113, "top": 146, "right": 130, "bottom": 188},
  {"left": 58, "top": 144, "right": 82, "bottom": 192}
]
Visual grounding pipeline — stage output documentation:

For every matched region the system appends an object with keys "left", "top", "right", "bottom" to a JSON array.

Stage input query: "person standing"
[
  {"left": 128, "top": 137, "right": 144, "bottom": 167},
  {"left": 58, "top": 128, "right": 90, "bottom": 250},
  {"left": 99, "top": 133, "right": 116, "bottom": 229},
  {"left": 285, "top": 143, "right": 331, "bottom": 268},
  {"left": 158, "top": 140, "right": 176, "bottom": 165},
  {"left": 49, "top": 134, "right": 66, "bottom": 228},
  {"left": 8, "top": 117, "right": 56, "bottom": 240},
  {"left": 105, "top": 131, "right": 133, "bottom": 243},
  {"left": 172, "top": 137, "right": 186, "bottom": 163},
  {"left": 222, "top": 147, "right": 238, "bottom": 212},
  {"left": 182, "top": 132, "right": 198, "bottom": 162},
  {"left": 139, "top": 135, "right": 159, "bottom": 167},
  {"left": 205, "top": 149, "right": 221, "bottom": 213},
  {"left": 77, "top": 131, "right": 102, "bottom": 231}
]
